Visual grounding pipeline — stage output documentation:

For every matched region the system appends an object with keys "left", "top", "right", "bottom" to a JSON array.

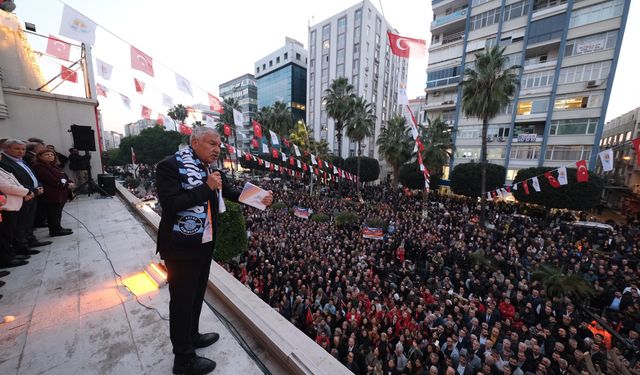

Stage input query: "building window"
[
  {"left": 528, "top": 13, "right": 565, "bottom": 44},
  {"left": 269, "top": 60, "right": 273, "bottom": 67},
  {"left": 521, "top": 70, "right": 555, "bottom": 89},
  {"left": 256, "top": 67, "right": 260, "bottom": 73},
  {"left": 510, "top": 145, "right": 540, "bottom": 160},
  {"left": 517, "top": 97, "right": 549, "bottom": 115},
  {"left": 470, "top": 7, "right": 501, "bottom": 31},
  {"left": 296, "top": 53, "right": 301, "bottom": 61},
  {"left": 545, "top": 145, "right": 591, "bottom": 161},
  {"left": 455, "top": 148, "right": 481, "bottom": 159},
  {"left": 564, "top": 31, "right": 618, "bottom": 57},
  {"left": 426, "top": 66, "right": 460, "bottom": 88},
  {"left": 263, "top": 64, "right": 266, "bottom": 70},
  {"left": 557, "top": 61, "right": 612, "bottom": 84},
  {"left": 570, "top": 0, "right": 624, "bottom": 28},
  {"left": 503, "top": 1, "right": 528, "bottom": 22},
  {"left": 338, "top": 16, "right": 347, "bottom": 33},
  {"left": 284, "top": 52, "right": 288, "bottom": 60},
  {"left": 554, "top": 94, "right": 603, "bottom": 110},
  {"left": 549, "top": 118, "right": 598, "bottom": 135},
  {"left": 276, "top": 57, "right": 280, "bottom": 64}
]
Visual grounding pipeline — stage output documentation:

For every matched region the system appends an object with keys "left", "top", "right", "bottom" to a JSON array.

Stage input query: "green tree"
[
  {"left": 118, "top": 127, "right": 183, "bottom": 165},
  {"left": 214, "top": 201, "right": 248, "bottom": 261},
  {"left": 345, "top": 96, "right": 375, "bottom": 191},
  {"left": 167, "top": 104, "right": 189, "bottom": 124},
  {"left": 377, "top": 115, "right": 413, "bottom": 189},
  {"left": 255, "top": 106, "right": 273, "bottom": 128},
  {"left": 460, "top": 46, "right": 520, "bottom": 226},
  {"left": 324, "top": 77, "right": 356, "bottom": 158},
  {"left": 420, "top": 117, "right": 454, "bottom": 183},
  {"left": 532, "top": 264, "right": 595, "bottom": 301},
  {"left": 335, "top": 211, "right": 359, "bottom": 227},
  {"left": 269, "top": 101, "right": 293, "bottom": 136},
  {"left": 344, "top": 156, "right": 380, "bottom": 183},
  {"left": 450, "top": 162, "right": 505, "bottom": 198},
  {"left": 308, "top": 139, "right": 331, "bottom": 159},
  {"left": 289, "top": 120, "right": 310, "bottom": 149},
  {"left": 512, "top": 167, "right": 604, "bottom": 210},
  {"left": 399, "top": 162, "right": 441, "bottom": 190},
  {"left": 104, "top": 148, "right": 123, "bottom": 166}
]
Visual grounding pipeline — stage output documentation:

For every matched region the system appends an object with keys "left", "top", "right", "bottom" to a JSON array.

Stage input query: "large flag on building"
[
  {"left": 387, "top": 32, "right": 426, "bottom": 58},
  {"left": 59, "top": 5, "right": 97, "bottom": 46},
  {"left": 130, "top": 46, "right": 155, "bottom": 77},
  {"left": 363, "top": 227, "right": 384, "bottom": 240},
  {"left": 46, "top": 35, "right": 71, "bottom": 60}
]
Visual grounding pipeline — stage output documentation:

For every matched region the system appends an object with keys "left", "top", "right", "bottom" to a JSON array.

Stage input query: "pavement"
[{"left": 0, "top": 195, "right": 264, "bottom": 375}]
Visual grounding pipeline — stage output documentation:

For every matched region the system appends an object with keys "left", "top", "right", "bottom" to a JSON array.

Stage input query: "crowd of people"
[
  {"left": 212, "top": 178, "right": 640, "bottom": 375},
  {"left": 0, "top": 137, "right": 90, "bottom": 300}
]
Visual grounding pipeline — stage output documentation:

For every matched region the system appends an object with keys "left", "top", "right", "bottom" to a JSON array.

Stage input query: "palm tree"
[
  {"left": 420, "top": 116, "right": 454, "bottom": 180},
  {"left": 289, "top": 120, "right": 310, "bottom": 149},
  {"left": 270, "top": 101, "right": 293, "bottom": 136},
  {"left": 460, "top": 46, "right": 520, "bottom": 227},
  {"left": 167, "top": 104, "right": 189, "bottom": 124},
  {"left": 309, "top": 139, "right": 330, "bottom": 159},
  {"left": 345, "top": 97, "right": 375, "bottom": 191},
  {"left": 324, "top": 77, "right": 356, "bottom": 158},
  {"left": 532, "top": 264, "right": 595, "bottom": 302},
  {"left": 377, "top": 115, "right": 413, "bottom": 190},
  {"left": 255, "top": 106, "right": 273, "bottom": 128}
]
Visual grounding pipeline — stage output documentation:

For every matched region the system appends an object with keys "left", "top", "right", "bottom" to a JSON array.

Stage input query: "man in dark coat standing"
[{"left": 155, "top": 127, "right": 272, "bottom": 374}]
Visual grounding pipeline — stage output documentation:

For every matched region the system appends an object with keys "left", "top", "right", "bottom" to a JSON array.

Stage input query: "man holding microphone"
[{"left": 155, "top": 127, "right": 272, "bottom": 374}]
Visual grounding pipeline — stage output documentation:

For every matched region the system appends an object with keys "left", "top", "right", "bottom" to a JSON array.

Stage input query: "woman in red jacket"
[{"left": 32, "top": 149, "right": 74, "bottom": 237}]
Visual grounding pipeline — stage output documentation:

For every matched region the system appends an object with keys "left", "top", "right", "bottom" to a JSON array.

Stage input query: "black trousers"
[
  {"left": 14, "top": 199, "right": 36, "bottom": 250},
  {"left": 165, "top": 256, "right": 213, "bottom": 361},
  {"left": 41, "top": 201, "right": 65, "bottom": 233},
  {"left": 0, "top": 211, "right": 18, "bottom": 265}
]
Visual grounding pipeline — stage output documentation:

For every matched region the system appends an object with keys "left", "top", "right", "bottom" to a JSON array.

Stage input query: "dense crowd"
[{"left": 219, "top": 180, "right": 640, "bottom": 375}]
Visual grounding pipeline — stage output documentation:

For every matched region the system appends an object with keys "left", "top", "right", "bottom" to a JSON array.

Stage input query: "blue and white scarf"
[{"left": 172, "top": 147, "right": 210, "bottom": 246}]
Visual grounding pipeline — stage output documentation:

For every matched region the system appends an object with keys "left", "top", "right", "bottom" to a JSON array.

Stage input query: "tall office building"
[
  {"left": 307, "top": 0, "right": 408, "bottom": 159},
  {"left": 255, "top": 37, "right": 308, "bottom": 125},
  {"left": 219, "top": 74, "right": 258, "bottom": 149},
  {"left": 426, "top": 0, "right": 630, "bottom": 181}
]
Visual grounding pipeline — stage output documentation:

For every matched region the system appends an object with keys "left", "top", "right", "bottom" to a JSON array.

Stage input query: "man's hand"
[
  {"left": 206, "top": 172, "right": 222, "bottom": 190},
  {"left": 261, "top": 191, "right": 274, "bottom": 207},
  {"left": 36, "top": 187, "right": 44, "bottom": 195},
  {"left": 24, "top": 191, "right": 35, "bottom": 201}
]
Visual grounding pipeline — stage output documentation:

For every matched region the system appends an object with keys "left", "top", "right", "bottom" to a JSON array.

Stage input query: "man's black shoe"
[
  {"left": 0, "top": 259, "right": 28, "bottom": 268},
  {"left": 0, "top": 270, "right": 10, "bottom": 277},
  {"left": 16, "top": 249, "right": 39, "bottom": 256},
  {"left": 173, "top": 356, "right": 216, "bottom": 375},
  {"left": 192, "top": 333, "right": 220, "bottom": 349},
  {"left": 15, "top": 254, "right": 30, "bottom": 260},
  {"left": 50, "top": 230, "right": 73, "bottom": 237},
  {"left": 29, "top": 241, "right": 52, "bottom": 247}
]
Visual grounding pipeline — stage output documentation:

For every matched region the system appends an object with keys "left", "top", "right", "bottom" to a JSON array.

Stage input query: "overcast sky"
[{"left": 14, "top": 0, "right": 639, "bottom": 133}]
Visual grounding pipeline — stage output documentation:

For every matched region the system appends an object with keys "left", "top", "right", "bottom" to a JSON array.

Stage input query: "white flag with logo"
[
  {"left": 598, "top": 148, "right": 614, "bottom": 172},
  {"left": 233, "top": 109, "right": 243, "bottom": 127},
  {"left": 175, "top": 73, "right": 193, "bottom": 97},
  {"left": 557, "top": 166, "right": 568, "bottom": 185},
  {"left": 269, "top": 130, "right": 280, "bottom": 146},
  {"left": 281, "top": 151, "right": 287, "bottom": 162},
  {"left": 532, "top": 177, "right": 541, "bottom": 192},
  {"left": 120, "top": 94, "right": 131, "bottom": 109},
  {"left": 398, "top": 81, "right": 409, "bottom": 106},
  {"left": 297, "top": 160, "right": 301, "bottom": 168},
  {"left": 333, "top": 166, "right": 338, "bottom": 174},
  {"left": 293, "top": 144, "right": 301, "bottom": 157},
  {"left": 95, "top": 59, "right": 113, "bottom": 80},
  {"left": 162, "top": 93, "right": 174, "bottom": 108},
  {"left": 59, "top": 5, "right": 97, "bottom": 46},
  {"left": 262, "top": 142, "right": 269, "bottom": 154},
  {"left": 311, "top": 154, "right": 317, "bottom": 165}
]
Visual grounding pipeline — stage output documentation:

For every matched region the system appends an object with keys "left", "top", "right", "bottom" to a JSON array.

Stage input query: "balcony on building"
[
  {"left": 523, "top": 44, "right": 559, "bottom": 71},
  {"left": 512, "top": 121, "right": 547, "bottom": 143},
  {"left": 430, "top": 27, "right": 466, "bottom": 50},
  {"left": 431, "top": 5, "right": 468, "bottom": 32},
  {"left": 432, "top": 0, "right": 469, "bottom": 12},
  {"left": 532, "top": 0, "right": 568, "bottom": 20}
]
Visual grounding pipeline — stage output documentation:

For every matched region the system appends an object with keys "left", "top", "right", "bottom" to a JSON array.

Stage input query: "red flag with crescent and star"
[
  {"left": 208, "top": 93, "right": 224, "bottom": 113},
  {"left": 130, "top": 46, "right": 155, "bottom": 77},
  {"left": 134, "top": 78, "right": 145, "bottom": 94},
  {"left": 576, "top": 160, "right": 589, "bottom": 182},
  {"left": 223, "top": 124, "right": 231, "bottom": 137},
  {"left": 387, "top": 32, "right": 426, "bottom": 58},
  {"left": 60, "top": 66, "right": 77, "bottom": 82},
  {"left": 252, "top": 120, "right": 263, "bottom": 138},
  {"left": 46, "top": 35, "right": 71, "bottom": 60},
  {"left": 523, "top": 180, "right": 530, "bottom": 195},
  {"left": 544, "top": 171, "right": 561, "bottom": 188},
  {"left": 632, "top": 138, "right": 640, "bottom": 164}
]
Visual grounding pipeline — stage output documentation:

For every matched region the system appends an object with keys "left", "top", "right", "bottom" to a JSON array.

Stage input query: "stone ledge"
[{"left": 115, "top": 183, "right": 350, "bottom": 375}]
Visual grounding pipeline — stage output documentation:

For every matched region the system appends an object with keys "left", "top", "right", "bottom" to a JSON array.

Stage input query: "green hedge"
[
  {"left": 214, "top": 201, "right": 248, "bottom": 262},
  {"left": 335, "top": 211, "right": 359, "bottom": 227},
  {"left": 311, "top": 213, "right": 330, "bottom": 223},
  {"left": 271, "top": 201, "right": 287, "bottom": 210}
]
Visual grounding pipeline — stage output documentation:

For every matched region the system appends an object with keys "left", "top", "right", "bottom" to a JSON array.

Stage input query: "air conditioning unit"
[
  {"left": 433, "top": 91, "right": 441, "bottom": 97},
  {"left": 498, "top": 137, "right": 505, "bottom": 142},
  {"left": 587, "top": 80, "right": 598, "bottom": 88}
]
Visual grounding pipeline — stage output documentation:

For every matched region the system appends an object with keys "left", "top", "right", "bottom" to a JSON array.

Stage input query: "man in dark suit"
[
  {"left": 156, "top": 127, "right": 272, "bottom": 375},
  {"left": 0, "top": 139, "right": 51, "bottom": 255}
]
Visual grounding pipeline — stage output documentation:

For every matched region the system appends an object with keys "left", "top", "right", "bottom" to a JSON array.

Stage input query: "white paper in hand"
[
  {"left": 218, "top": 190, "right": 226, "bottom": 213},
  {"left": 238, "top": 182, "right": 268, "bottom": 210}
]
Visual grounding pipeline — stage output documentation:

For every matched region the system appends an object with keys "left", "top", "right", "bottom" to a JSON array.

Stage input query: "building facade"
[
  {"left": 426, "top": 0, "right": 630, "bottom": 181},
  {"left": 408, "top": 96, "right": 429, "bottom": 127},
  {"left": 219, "top": 74, "right": 257, "bottom": 150},
  {"left": 307, "top": 0, "right": 408, "bottom": 159},
  {"left": 255, "top": 37, "right": 308, "bottom": 125},
  {"left": 124, "top": 119, "right": 155, "bottom": 137},
  {"left": 102, "top": 130, "right": 123, "bottom": 150},
  {"left": 599, "top": 106, "right": 640, "bottom": 213}
]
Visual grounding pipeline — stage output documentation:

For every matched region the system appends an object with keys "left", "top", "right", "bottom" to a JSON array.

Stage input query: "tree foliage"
[
  {"left": 324, "top": 77, "right": 356, "bottom": 158},
  {"left": 399, "top": 162, "right": 440, "bottom": 190},
  {"left": 450, "top": 162, "right": 505, "bottom": 198},
  {"left": 118, "top": 126, "right": 184, "bottom": 165},
  {"left": 214, "top": 201, "right": 248, "bottom": 262},
  {"left": 377, "top": 115, "right": 413, "bottom": 189},
  {"left": 512, "top": 167, "right": 604, "bottom": 210},
  {"left": 335, "top": 211, "right": 359, "bottom": 227},
  {"left": 532, "top": 264, "right": 595, "bottom": 301},
  {"left": 420, "top": 116, "right": 454, "bottom": 180},
  {"left": 343, "top": 156, "right": 380, "bottom": 182},
  {"left": 311, "top": 213, "right": 330, "bottom": 223},
  {"left": 167, "top": 104, "right": 189, "bottom": 123}
]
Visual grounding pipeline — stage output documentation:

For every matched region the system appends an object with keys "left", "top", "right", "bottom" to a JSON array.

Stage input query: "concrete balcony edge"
[{"left": 115, "top": 183, "right": 350, "bottom": 375}]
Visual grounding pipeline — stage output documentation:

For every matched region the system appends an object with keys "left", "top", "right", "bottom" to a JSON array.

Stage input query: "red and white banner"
[
  {"left": 363, "top": 227, "right": 384, "bottom": 240},
  {"left": 141, "top": 105, "right": 151, "bottom": 119}
]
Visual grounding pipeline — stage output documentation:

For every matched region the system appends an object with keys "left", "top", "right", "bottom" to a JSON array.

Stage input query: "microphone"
[{"left": 207, "top": 167, "right": 226, "bottom": 213}]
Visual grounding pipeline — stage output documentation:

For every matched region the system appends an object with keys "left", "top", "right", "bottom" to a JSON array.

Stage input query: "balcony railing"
[
  {"left": 442, "top": 30, "right": 466, "bottom": 44},
  {"left": 426, "top": 76, "right": 461, "bottom": 88},
  {"left": 432, "top": 8, "right": 468, "bottom": 28}
]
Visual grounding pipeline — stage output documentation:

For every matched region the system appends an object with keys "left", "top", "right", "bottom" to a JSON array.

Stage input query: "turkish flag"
[
  {"left": 96, "top": 83, "right": 108, "bottom": 97},
  {"left": 141, "top": 105, "right": 151, "bottom": 119},
  {"left": 523, "top": 180, "right": 530, "bottom": 195},
  {"left": 60, "top": 66, "right": 77, "bottom": 82},
  {"left": 130, "top": 46, "right": 154, "bottom": 77},
  {"left": 208, "top": 93, "right": 224, "bottom": 113},
  {"left": 576, "top": 160, "right": 589, "bottom": 182},
  {"left": 272, "top": 148, "right": 279, "bottom": 159},
  {"left": 223, "top": 124, "right": 231, "bottom": 137},
  {"left": 245, "top": 153, "right": 251, "bottom": 161},
  {"left": 283, "top": 139, "right": 290, "bottom": 148},
  {"left": 179, "top": 123, "right": 192, "bottom": 135},
  {"left": 257, "top": 159, "right": 263, "bottom": 166},
  {"left": 387, "top": 32, "right": 426, "bottom": 58},
  {"left": 544, "top": 171, "right": 561, "bottom": 188},
  {"left": 252, "top": 120, "right": 263, "bottom": 138},
  {"left": 289, "top": 157, "right": 294, "bottom": 166},
  {"left": 632, "top": 137, "right": 640, "bottom": 164},
  {"left": 251, "top": 138, "right": 259, "bottom": 149},
  {"left": 227, "top": 145, "right": 235, "bottom": 154},
  {"left": 302, "top": 163, "right": 308, "bottom": 172},
  {"left": 317, "top": 158, "right": 323, "bottom": 169},
  {"left": 270, "top": 163, "right": 274, "bottom": 171},
  {"left": 134, "top": 78, "right": 145, "bottom": 94},
  {"left": 46, "top": 35, "right": 71, "bottom": 60}
]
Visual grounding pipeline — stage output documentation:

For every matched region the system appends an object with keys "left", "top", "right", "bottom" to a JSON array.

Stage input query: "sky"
[{"left": 13, "top": 0, "right": 640, "bottom": 134}]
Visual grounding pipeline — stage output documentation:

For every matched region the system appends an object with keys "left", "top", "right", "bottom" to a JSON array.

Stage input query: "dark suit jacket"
[
  {"left": 155, "top": 155, "right": 241, "bottom": 260},
  {"left": 0, "top": 155, "right": 39, "bottom": 193}
]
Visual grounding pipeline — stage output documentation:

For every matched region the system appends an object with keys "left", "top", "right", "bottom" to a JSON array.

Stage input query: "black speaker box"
[
  {"left": 97, "top": 174, "right": 116, "bottom": 196},
  {"left": 70, "top": 124, "right": 96, "bottom": 151}
]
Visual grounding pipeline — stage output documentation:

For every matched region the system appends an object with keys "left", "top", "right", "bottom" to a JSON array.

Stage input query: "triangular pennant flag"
[
  {"left": 487, "top": 192, "right": 492, "bottom": 200},
  {"left": 311, "top": 154, "right": 317, "bottom": 165},
  {"left": 175, "top": 73, "right": 193, "bottom": 96},
  {"left": 531, "top": 177, "right": 541, "bottom": 192},
  {"left": 131, "top": 46, "right": 155, "bottom": 77},
  {"left": 297, "top": 160, "right": 301, "bottom": 168},
  {"left": 598, "top": 148, "right": 614, "bottom": 172},
  {"left": 156, "top": 114, "right": 165, "bottom": 126},
  {"left": 60, "top": 66, "right": 77, "bottom": 83},
  {"left": 262, "top": 141, "right": 269, "bottom": 154},
  {"left": 95, "top": 58, "right": 113, "bottom": 80},
  {"left": 251, "top": 139, "right": 259, "bottom": 149},
  {"left": 544, "top": 171, "right": 561, "bottom": 188},
  {"left": 223, "top": 124, "right": 231, "bottom": 137},
  {"left": 162, "top": 93, "right": 174, "bottom": 108},
  {"left": 281, "top": 151, "right": 287, "bottom": 162},
  {"left": 523, "top": 180, "right": 530, "bottom": 195},
  {"left": 46, "top": 35, "right": 71, "bottom": 60},
  {"left": 270, "top": 130, "right": 280, "bottom": 146},
  {"left": 289, "top": 156, "right": 295, "bottom": 166},
  {"left": 134, "top": 78, "right": 145, "bottom": 94},
  {"left": 333, "top": 166, "right": 338, "bottom": 174},
  {"left": 557, "top": 167, "right": 568, "bottom": 185},
  {"left": 576, "top": 160, "right": 589, "bottom": 182},
  {"left": 513, "top": 183, "right": 518, "bottom": 191},
  {"left": 271, "top": 148, "right": 279, "bottom": 159},
  {"left": 120, "top": 94, "right": 131, "bottom": 109}
]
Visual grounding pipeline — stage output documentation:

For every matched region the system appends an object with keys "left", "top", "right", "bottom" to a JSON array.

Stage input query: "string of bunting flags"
[{"left": 485, "top": 137, "right": 640, "bottom": 200}]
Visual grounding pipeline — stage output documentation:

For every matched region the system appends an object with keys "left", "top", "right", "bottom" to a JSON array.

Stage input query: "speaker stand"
[{"left": 74, "top": 157, "right": 110, "bottom": 197}]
